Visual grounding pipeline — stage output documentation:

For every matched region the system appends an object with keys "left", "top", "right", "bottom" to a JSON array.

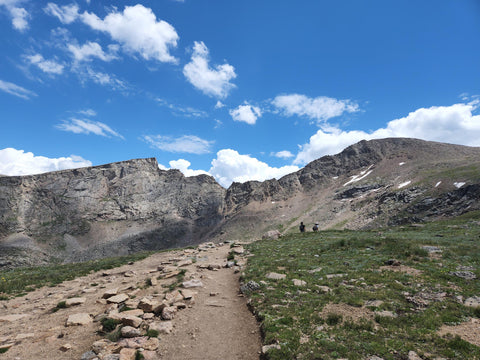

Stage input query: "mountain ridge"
[{"left": 1, "top": 137, "right": 480, "bottom": 268}]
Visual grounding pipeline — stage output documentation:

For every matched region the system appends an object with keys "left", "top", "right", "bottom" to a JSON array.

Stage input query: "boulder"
[{"left": 66, "top": 313, "right": 92, "bottom": 326}]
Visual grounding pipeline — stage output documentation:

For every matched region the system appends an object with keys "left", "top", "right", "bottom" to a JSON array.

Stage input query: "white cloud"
[
  {"left": 0, "top": 0, "right": 30, "bottom": 31},
  {"left": 272, "top": 150, "right": 294, "bottom": 159},
  {"left": 209, "top": 149, "right": 299, "bottom": 188},
  {"left": 229, "top": 104, "right": 262, "bottom": 125},
  {"left": 143, "top": 135, "right": 213, "bottom": 154},
  {"left": 294, "top": 101, "right": 480, "bottom": 165},
  {"left": 26, "top": 54, "right": 64, "bottom": 74},
  {"left": 56, "top": 118, "right": 124, "bottom": 139},
  {"left": 0, "top": 148, "right": 92, "bottom": 176},
  {"left": 81, "top": 4, "right": 179, "bottom": 63},
  {"left": 78, "top": 108, "right": 96, "bottom": 116},
  {"left": 183, "top": 41, "right": 236, "bottom": 99},
  {"left": 168, "top": 159, "right": 210, "bottom": 177},
  {"left": 44, "top": 2, "right": 79, "bottom": 24},
  {"left": 0, "top": 79, "right": 37, "bottom": 99},
  {"left": 272, "top": 94, "right": 359, "bottom": 124},
  {"left": 68, "top": 41, "right": 118, "bottom": 62},
  {"left": 215, "top": 101, "right": 225, "bottom": 109}
]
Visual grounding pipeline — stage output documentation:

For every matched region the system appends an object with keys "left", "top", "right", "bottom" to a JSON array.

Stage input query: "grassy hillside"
[{"left": 242, "top": 214, "right": 480, "bottom": 359}]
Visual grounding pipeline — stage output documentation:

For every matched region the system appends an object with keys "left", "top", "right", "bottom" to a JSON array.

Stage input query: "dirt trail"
[{"left": 0, "top": 242, "right": 262, "bottom": 359}]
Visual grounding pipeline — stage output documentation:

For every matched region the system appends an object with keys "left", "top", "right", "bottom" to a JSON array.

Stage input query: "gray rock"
[
  {"left": 81, "top": 351, "right": 98, "bottom": 360},
  {"left": 240, "top": 281, "right": 261, "bottom": 294},
  {"left": 449, "top": 271, "right": 477, "bottom": 280}
]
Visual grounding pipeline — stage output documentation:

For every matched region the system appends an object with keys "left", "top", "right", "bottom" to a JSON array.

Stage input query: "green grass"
[
  {"left": 0, "top": 251, "right": 153, "bottom": 299},
  {"left": 243, "top": 216, "right": 480, "bottom": 360}
]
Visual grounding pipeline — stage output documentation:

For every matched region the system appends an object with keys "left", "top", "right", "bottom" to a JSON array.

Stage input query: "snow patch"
[
  {"left": 454, "top": 182, "right": 465, "bottom": 188},
  {"left": 435, "top": 181, "right": 442, "bottom": 188},
  {"left": 398, "top": 180, "right": 411, "bottom": 189},
  {"left": 343, "top": 165, "right": 374, "bottom": 187},
  {"left": 333, "top": 176, "right": 338, "bottom": 180},
  {"left": 399, "top": 162, "right": 405, "bottom": 166}
]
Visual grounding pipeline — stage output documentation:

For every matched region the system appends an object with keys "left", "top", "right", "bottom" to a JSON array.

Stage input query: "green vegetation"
[
  {"left": 243, "top": 215, "right": 480, "bottom": 360},
  {"left": 0, "top": 252, "right": 152, "bottom": 299},
  {"left": 163, "top": 268, "right": 187, "bottom": 292},
  {"left": 146, "top": 329, "right": 160, "bottom": 338}
]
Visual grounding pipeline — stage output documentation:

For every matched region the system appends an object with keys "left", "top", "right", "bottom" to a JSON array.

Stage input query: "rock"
[
  {"left": 66, "top": 313, "right": 92, "bottom": 326},
  {"left": 103, "top": 355, "right": 120, "bottom": 360},
  {"left": 180, "top": 289, "right": 196, "bottom": 299},
  {"left": 107, "top": 294, "right": 129, "bottom": 304},
  {"left": 316, "top": 285, "right": 332, "bottom": 293},
  {"left": 161, "top": 306, "right": 177, "bottom": 320},
  {"left": 124, "top": 270, "right": 136, "bottom": 277},
  {"left": 262, "top": 344, "right": 281, "bottom": 353},
  {"left": 141, "top": 350, "right": 158, "bottom": 360},
  {"left": 81, "top": 350, "right": 98, "bottom": 360},
  {"left": 143, "top": 313, "right": 155, "bottom": 320},
  {"left": 165, "top": 290, "right": 184, "bottom": 305},
  {"left": 15, "top": 333, "right": 35, "bottom": 340},
  {"left": 0, "top": 342, "right": 15, "bottom": 351},
  {"left": 182, "top": 279, "right": 204, "bottom": 288},
  {"left": 465, "top": 296, "right": 480, "bottom": 307},
  {"left": 121, "top": 326, "right": 142, "bottom": 338},
  {"left": 0, "top": 314, "right": 28, "bottom": 322},
  {"left": 138, "top": 297, "right": 165, "bottom": 313},
  {"left": 408, "top": 351, "right": 422, "bottom": 360},
  {"left": 375, "top": 310, "right": 398, "bottom": 318},
  {"left": 65, "top": 297, "right": 86, "bottom": 307},
  {"left": 142, "top": 337, "right": 160, "bottom": 351},
  {"left": 293, "top": 279, "right": 307, "bottom": 286},
  {"left": 326, "top": 273, "right": 346, "bottom": 279},
  {"left": 178, "top": 259, "right": 193, "bottom": 267},
  {"left": 103, "top": 288, "right": 119, "bottom": 299},
  {"left": 240, "top": 280, "right": 261, "bottom": 294},
  {"left": 149, "top": 321, "right": 173, "bottom": 334},
  {"left": 59, "top": 343, "right": 72, "bottom": 352},
  {"left": 119, "top": 309, "right": 144, "bottom": 318},
  {"left": 119, "top": 314, "right": 143, "bottom": 328},
  {"left": 232, "top": 246, "right": 245, "bottom": 255},
  {"left": 225, "top": 261, "right": 236, "bottom": 268},
  {"left": 384, "top": 259, "right": 401, "bottom": 266},
  {"left": 266, "top": 272, "right": 286, "bottom": 280},
  {"left": 365, "top": 300, "right": 384, "bottom": 307},
  {"left": 118, "top": 336, "right": 159, "bottom": 350},
  {"left": 262, "top": 230, "right": 281, "bottom": 240},
  {"left": 119, "top": 347, "right": 136, "bottom": 360},
  {"left": 449, "top": 271, "right": 476, "bottom": 280}
]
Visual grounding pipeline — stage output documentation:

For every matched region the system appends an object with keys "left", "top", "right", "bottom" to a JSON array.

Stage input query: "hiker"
[
  {"left": 312, "top": 223, "right": 319, "bottom": 232},
  {"left": 299, "top": 222, "right": 306, "bottom": 233}
]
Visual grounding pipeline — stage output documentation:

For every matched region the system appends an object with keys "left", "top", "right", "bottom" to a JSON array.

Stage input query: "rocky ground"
[{"left": 0, "top": 242, "right": 262, "bottom": 359}]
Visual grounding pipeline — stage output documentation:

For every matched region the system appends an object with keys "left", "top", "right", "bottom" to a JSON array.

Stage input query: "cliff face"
[
  {"left": 1, "top": 138, "right": 480, "bottom": 268},
  {"left": 0, "top": 158, "right": 226, "bottom": 266}
]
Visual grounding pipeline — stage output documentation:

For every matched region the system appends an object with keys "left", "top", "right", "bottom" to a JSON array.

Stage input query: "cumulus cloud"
[
  {"left": 272, "top": 94, "right": 360, "bottom": 124},
  {"left": 167, "top": 159, "right": 210, "bottom": 177},
  {"left": 0, "top": 79, "right": 37, "bottom": 99},
  {"left": 26, "top": 54, "right": 64, "bottom": 74},
  {"left": 294, "top": 101, "right": 480, "bottom": 165},
  {"left": 143, "top": 135, "right": 213, "bottom": 154},
  {"left": 44, "top": 2, "right": 79, "bottom": 24},
  {"left": 81, "top": 4, "right": 179, "bottom": 63},
  {"left": 183, "top": 41, "right": 236, "bottom": 99},
  {"left": 0, "top": 148, "right": 92, "bottom": 176},
  {"left": 68, "top": 41, "right": 118, "bottom": 62},
  {"left": 56, "top": 118, "right": 124, "bottom": 139},
  {"left": 0, "top": 0, "right": 30, "bottom": 31},
  {"left": 272, "top": 150, "right": 294, "bottom": 159},
  {"left": 209, "top": 149, "right": 299, "bottom": 188},
  {"left": 229, "top": 104, "right": 262, "bottom": 125}
]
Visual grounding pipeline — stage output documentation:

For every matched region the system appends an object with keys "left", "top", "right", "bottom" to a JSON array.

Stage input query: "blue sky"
[{"left": 1, "top": 0, "right": 479, "bottom": 187}]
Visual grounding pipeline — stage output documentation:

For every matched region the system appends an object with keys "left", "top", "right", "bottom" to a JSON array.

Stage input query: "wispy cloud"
[
  {"left": 56, "top": 118, "right": 124, "bottom": 139},
  {"left": 43, "top": 2, "right": 79, "bottom": 24},
  {"left": 68, "top": 41, "right": 119, "bottom": 62},
  {"left": 156, "top": 98, "right": 208, "bottom": 118},
  {"left": 0, "top": 79, "right": 37, "bottom": 99},
  {"left": 183, "top": 41, "right": 236, "bottom": 99},
  {"left": 143, "top": 134, "right": 213, "bottom": 154}
]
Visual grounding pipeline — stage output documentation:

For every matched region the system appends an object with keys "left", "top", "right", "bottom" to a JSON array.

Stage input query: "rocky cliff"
[
  {"left": 1, "top": 138, "right": 480, "bottom": 268},
  {"left": 0, "top": 158, "right": 226, "bottom": 267}
]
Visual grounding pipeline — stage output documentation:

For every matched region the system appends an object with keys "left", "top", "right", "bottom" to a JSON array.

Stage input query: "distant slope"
[{"left": 1, "top": 138, "right": 480, "bottom": 268}]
